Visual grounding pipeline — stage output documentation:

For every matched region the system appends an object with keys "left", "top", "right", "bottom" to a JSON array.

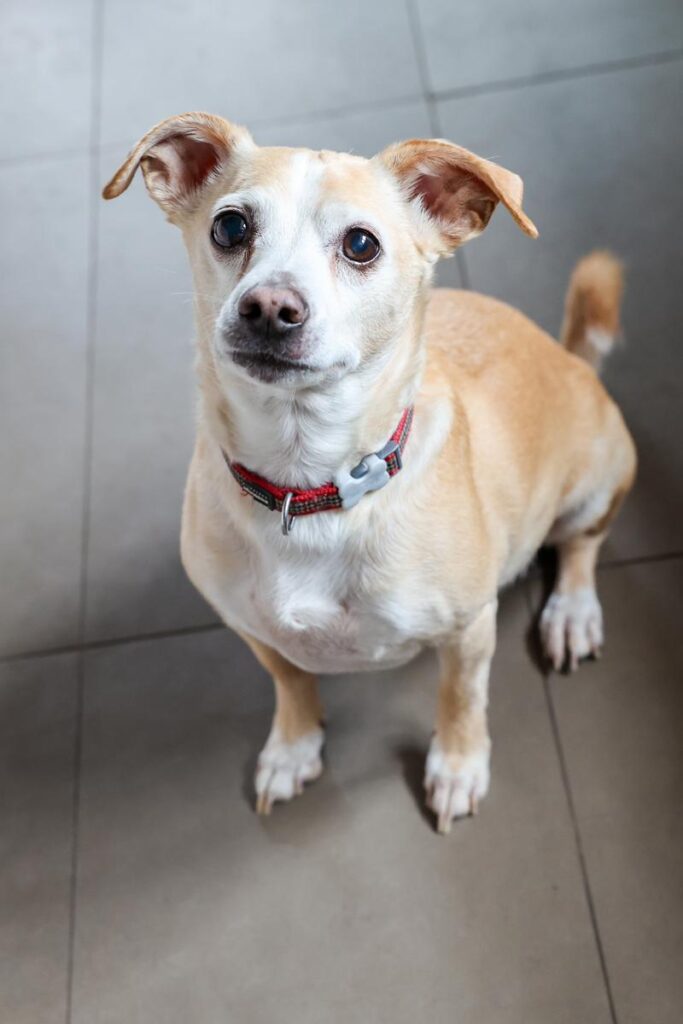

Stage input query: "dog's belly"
[
  {"left": 224, "top": 588, "right": 425, "bottom": 674},
  {"left": 252, "top": 618, "right": 423, "bottom": 675},
  {"left": 210, "top": 562, "right": 447, "bottom": 674}
]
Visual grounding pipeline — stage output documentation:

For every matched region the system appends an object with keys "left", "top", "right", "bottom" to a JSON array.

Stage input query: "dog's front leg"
[
  {"left": 425, "top": 600, "right": 497, "bottom": 834},
  {"left": 239, "top": 633, "right": 325, "bottom": 815}
]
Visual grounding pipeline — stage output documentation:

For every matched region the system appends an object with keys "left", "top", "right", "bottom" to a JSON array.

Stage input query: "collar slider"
[{"left": 335, "top": 453, "right": 391, "bottom": 510}]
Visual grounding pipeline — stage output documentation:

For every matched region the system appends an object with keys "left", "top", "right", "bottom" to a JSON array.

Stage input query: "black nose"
[{"left": 237, "top": 284, "right": 309, "bottom": 336}]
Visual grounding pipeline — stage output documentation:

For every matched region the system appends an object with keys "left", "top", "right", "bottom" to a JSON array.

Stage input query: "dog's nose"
[{"left": 237, "top": 284, "right": 309, "bottom": 335}]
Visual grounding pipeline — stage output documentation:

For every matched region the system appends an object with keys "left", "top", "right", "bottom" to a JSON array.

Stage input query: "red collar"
[{"left": 224, "top": 406, "right": 414, "bottom": 535}]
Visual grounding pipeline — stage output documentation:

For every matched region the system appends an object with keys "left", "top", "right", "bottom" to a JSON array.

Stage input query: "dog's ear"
[
  {"left": 102, "top": 112, "right": 253, "bottom": 218},
  {"left": 377, "top": 138, "right": 537, "bottom": 254}
]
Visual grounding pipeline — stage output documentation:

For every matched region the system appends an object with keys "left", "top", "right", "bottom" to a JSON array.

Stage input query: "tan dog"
[{"left": 104, "top": 113, "right": 636, "bottom": 833}]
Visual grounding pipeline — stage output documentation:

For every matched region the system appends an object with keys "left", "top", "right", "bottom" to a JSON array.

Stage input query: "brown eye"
[
  {"left": 342, "top": 227, "right": 380, "bottom": 264},
  {"left": 212, "top": 210, "right": 250, "bottom": 249}
]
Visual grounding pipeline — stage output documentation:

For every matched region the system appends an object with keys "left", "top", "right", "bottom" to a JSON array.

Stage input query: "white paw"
[
  {"left": 424, "top": 736, "right": 491, "bottom": 834},
  {"left": 255, "top": 726, "right": 324, "bottom": 815},
  {"left": 540, "top": 586, "right": 604, "bottom": 672}
]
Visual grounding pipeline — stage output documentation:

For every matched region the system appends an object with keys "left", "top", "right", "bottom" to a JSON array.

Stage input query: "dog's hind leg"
[
  {"left": 540, "top": 532, "right": 605, "bottom": 672},
  {"left": 540, "top": 439, "right": 635, "bottom": 672},
  {"left": 239, "top": 633, "right": 324, "bottom": 814},
  {"left": 540, "top": 250, "right": 636, "bottom": 671}
]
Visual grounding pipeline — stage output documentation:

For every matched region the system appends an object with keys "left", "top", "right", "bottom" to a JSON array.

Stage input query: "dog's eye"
[
  {"left": 342, "top": 228, "right": 380, "bottom": 265},
  {"left": 212, "top": 211, "right": 250, "bottom": 249}
]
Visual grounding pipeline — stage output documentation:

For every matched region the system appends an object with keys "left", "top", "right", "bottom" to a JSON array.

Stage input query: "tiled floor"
[{"left": 1, "top": 2, "right": 681, "bottom": 1022}]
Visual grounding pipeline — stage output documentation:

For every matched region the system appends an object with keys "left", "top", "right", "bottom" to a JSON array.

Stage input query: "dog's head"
[{"left": 104, "top": 112, "right": 536, "bottom": 390}]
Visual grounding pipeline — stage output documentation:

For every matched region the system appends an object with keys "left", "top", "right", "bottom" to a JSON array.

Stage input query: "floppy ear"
[
  {"left": 377, "top": 138, "right": 538, "bottom": 254},
  {"left": 102, "top": 112, "right": 253, "bottom": 217}
]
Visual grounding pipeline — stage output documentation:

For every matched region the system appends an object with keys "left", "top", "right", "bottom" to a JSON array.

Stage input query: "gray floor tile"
[
  {"left": 0, "top": 0, "right": 93, "bottom": 161},
  {"left": 89, "top": 100, "right": 450, "bottom": 643},
  {"left": 415, "top": 0, "right": 683, "bottom": 93},
  {"left": 72, "top": 586, "right": 611, "bottom": 1024},
  {"left": 100, "top": 0, "right": 422, "bottom": 149},
  {"left": 434, "top": 60, "right": 683, "bottom": 560},
  {"left": 0, "top": 156, "right": 88, "bottom": 655},
  {"left": 0, "top": 653, "right": 78, "bottom": 1024},
  {"left": 254, "top": 98, "right": 432, "bottom": 154},
  {"left": 86, "top": 158, "right": 213, "bottom": 642},
  {"left": 547, "top": 558, "right": 683, "bottom": 1024}
]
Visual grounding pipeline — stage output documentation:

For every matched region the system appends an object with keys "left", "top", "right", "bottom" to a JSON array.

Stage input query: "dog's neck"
[{"left": 198, "top": 324, "right": 423, "bottom": 489}]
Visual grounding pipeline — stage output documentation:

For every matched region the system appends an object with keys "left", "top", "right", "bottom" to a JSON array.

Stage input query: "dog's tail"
[{"left": 560, "top": 250, "right": 623, "bottom": 373}]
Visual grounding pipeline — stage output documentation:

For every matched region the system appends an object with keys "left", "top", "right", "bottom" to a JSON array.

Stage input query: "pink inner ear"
[
  {"left": 147, "top": 133, "right": 222, "bottom": 196},
  {"left": 412, "top": 168, "right": 482, "bottom": 217},
  {"left": 176, "top": 135, "right": 221, "bottom": 192},
  {"left": 411, "top": 171, "right": 444, "bottom": 216},
  {"left": 411, "top": 167, "right": 496, "bottom": 241}
]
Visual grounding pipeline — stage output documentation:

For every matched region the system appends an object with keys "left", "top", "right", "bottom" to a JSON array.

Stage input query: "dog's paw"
[
  {"left": 424, "top": 736, "right": 490, "bottom": 835},
  {"left": 255, "top": 726, "right": 324, "bottom": 815},
  {"left": 540, "top": 586, "right": 603, "bottom": 672}
]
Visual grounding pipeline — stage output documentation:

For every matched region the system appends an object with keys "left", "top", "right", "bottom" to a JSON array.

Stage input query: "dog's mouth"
[{"left": 230, "top": 349, "right": 314, "bottom": 382}]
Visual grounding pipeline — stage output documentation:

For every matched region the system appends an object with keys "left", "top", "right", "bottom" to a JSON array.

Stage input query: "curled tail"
[{"left": 561, "top": 250, "right": 623, "bottom": 372}]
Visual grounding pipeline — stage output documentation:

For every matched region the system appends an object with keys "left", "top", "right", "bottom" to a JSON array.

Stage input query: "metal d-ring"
[{"left": 281, "top": 492, "right": 295, "bottom": 536}]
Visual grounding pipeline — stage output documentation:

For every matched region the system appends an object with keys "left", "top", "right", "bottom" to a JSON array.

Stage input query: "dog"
[{"left": 104, "top": 112, "right": 636, "bottom": 833}]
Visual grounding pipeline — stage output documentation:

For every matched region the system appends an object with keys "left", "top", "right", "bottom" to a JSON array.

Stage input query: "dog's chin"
[
  {"left": 230, "top": 349, "right": 316, "bottom": 384},
  {"left": 228, "top": 348, "right": 349, "bottom": 387}
]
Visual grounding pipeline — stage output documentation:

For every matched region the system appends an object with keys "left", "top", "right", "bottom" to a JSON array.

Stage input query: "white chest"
[{"left": 211, "top": 533, "right": 451, "bottom": 674}]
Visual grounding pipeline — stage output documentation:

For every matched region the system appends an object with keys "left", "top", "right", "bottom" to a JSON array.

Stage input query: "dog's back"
[{"left": 422, "top": 254, "right": 635, "bottom": 583}]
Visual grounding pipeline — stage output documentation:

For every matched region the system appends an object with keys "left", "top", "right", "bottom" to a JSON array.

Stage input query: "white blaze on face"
[
  {"left": 232, "top": 150, "right": 330, "bottom": 310},
  {"left": 209, "top": 148, "right": 413, "bottom": 384}
]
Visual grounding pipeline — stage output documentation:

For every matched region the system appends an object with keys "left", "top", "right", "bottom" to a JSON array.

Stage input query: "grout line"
[
  {"left": 524, "top": 563, "right": 618, "bottom": 1020},
  {"left": 100, "top": 90, "right": 427, "bottom": 157},
  {"left": 424, "top": 94, "right": 441, "bottom": 138},
  {"left": 64, "top": 655, "right": 85, "bottom": 1024},
  {"left": 524, "top": 548, "right": 683, "bottom": 582},
  {"left": 251, "top": 91, "right": 423, "bottom": 134},
  {"left": 78, "top": 15, "right": 103, "bottom": 657},
  {"left": 88, "top": 48, "right": 683, "bottom": 161},
  {"left": 405, "top": 0, "right": 435, "bottom": 98},
  {"left": 4, "top": 48, "right": 682, "bottom": 171},
  {"left": 541, "top": 676, "right": 620, "bottom": 1024},
  {"left": 0, "top": 620, "right": 223, "bottom": 665},
  {"left": 432, "top": 47, "right": 683, "bottom": 105},
  {"left": 522, "top": 577, "right": 618, "bottom": 1020},
  {"left": 3, "top": 550, "right": 680, "bottom": 665},
  {"left": 454, "top": 249, "right": 471, "bottom": 291},
  {"left": 65, "top": 2, "right": 104, "bottom": 1021},
  {"left": 0, "top": 146, "right": 95, "bottom": 169},
  {"left": 405, "top": 0, "right": 472, "bottom": 293},
  {"left": 598, "top": 550, "right": 683, "bottom": 571}
]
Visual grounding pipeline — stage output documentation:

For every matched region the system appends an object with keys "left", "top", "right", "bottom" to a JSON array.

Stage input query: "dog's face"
[
  {"left": 104, "top": 113, "right": 536, "bottom": 391},
  {"left": 190, "top": 143, "right": 426, "bottom": 388}
]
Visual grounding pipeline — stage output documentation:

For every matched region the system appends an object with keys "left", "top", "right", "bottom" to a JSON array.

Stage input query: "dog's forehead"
[{"left": 228, "top": 145, "right": 394, "bottom": 212}]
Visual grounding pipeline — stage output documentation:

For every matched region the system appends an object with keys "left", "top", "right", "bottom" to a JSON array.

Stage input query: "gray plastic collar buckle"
[{"left": 334, "top": 445, "right": 397, "bottom": 510}]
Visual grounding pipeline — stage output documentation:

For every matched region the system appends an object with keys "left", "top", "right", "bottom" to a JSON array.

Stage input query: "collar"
[{"left": 223, "top": 406, "right": 414, "bottom": 535}]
